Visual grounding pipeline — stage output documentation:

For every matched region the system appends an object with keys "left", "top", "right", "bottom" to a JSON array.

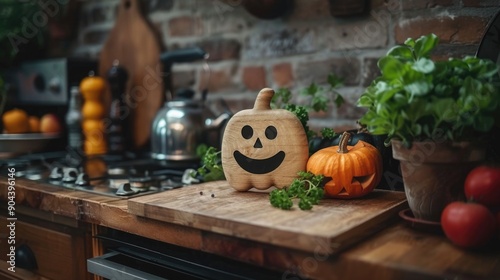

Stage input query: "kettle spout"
[
  {"left": 206, "top": 112, "right": 231, "bottom": 129},
  {"left": 204, "top": 112, "right": 231, "bottom": 150}
]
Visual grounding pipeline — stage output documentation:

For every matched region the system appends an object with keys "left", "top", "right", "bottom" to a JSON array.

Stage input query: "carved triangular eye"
[{"left": 353, "top": 173, "right": 377, "bottom": 189}]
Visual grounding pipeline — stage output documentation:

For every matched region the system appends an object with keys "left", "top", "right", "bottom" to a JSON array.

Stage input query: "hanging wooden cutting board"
[{"left": 98, "top": 0, "right": 164, "bottom": 150}]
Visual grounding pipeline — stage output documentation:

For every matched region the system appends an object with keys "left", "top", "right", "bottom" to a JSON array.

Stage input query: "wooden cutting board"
[
  {"left": 128, "top": 181, "right": 407, "bottom": 255},
  {"left": 98, "top": 0, "right": 164, "bottom": 150}
]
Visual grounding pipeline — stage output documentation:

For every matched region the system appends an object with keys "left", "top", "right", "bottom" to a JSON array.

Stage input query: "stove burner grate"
[{"left": 0, "top": 151, "right": 199, "bottom": 198}]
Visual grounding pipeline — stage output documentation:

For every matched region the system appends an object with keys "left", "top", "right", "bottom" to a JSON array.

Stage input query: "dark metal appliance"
[
  {"left": 3, "top": 58, "right": 96, "bottom": 105},
  {"left": 1, "top": 57, "right": 97, "bottom": 149},
  {"left": 87, "top": 228, "right": 283, "bottom": 280}
]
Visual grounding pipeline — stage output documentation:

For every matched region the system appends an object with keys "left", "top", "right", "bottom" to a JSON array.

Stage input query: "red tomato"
[
  {"left": 441, "top": 202, "right": 496, "bottom": 248},
  {"left": 464, "top": 165, "right": 500, "bottom": 207}
]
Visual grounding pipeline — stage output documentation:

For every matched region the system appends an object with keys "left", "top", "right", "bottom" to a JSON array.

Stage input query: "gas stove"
[{"left": 0, "top": 150, "right": 200, "bottom": 198}]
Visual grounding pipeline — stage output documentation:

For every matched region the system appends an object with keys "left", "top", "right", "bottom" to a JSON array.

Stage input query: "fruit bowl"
[{"left": 0, "top": 133, "right": 60, "bottom": 157}]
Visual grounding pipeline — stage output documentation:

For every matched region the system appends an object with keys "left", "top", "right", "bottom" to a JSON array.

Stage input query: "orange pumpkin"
[{"left": 307, "top": 131, "right": 382, "bottom": 198}]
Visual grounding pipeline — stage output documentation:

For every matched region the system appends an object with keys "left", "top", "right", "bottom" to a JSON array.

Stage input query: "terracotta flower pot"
[{"left": 392, "top": 140, "right": 486, "bottom": 222}]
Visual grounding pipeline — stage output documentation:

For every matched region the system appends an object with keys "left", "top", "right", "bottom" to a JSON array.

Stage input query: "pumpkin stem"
[
  {"left": 337, "top": 131, "right": 351, "bottom": 154},
  {"left": 253, "top": 88, "right": 274, "bottom": 110}
]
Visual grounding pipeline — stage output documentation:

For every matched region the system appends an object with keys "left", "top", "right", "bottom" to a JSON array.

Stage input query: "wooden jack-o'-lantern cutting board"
[
  {"left": 98, "top": 0, "right": 164, "bottom": 150},
  {"left": 221, "top": 88, "right": 310, "bottom": 191}
]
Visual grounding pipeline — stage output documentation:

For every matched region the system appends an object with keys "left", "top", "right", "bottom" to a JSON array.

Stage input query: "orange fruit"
[
  {"left": 40, "top": 113, "right": 62, "bottom": 134},
  {"left": 2, "top": 108, "right": 30, "bottom": 133},
  {"left": 28, "top": 116, "right": 41, "bottom": 132}
]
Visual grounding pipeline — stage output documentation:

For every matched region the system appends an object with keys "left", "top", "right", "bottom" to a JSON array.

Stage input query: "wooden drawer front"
[{"left": 0, "top": 216, "right": 87, "bottom": 280}]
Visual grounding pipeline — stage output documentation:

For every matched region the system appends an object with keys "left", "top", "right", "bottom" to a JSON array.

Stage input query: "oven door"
[
  {"left": 87, "top": 229, "right": 283, "bottom": 280},
  {"left": 88, "top": 251, "right": 171, "bottom": 280}
]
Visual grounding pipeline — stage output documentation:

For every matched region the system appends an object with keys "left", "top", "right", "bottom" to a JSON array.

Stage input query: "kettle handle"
[
  {"left": 160, "top": 47, "right": 207, "bottom": 70},
  {"left": 160, "top": 47, "right": 208, "bottom": 101}
]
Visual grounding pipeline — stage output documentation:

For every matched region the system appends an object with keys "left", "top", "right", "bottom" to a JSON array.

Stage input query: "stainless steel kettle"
[
  {"left": 150, "top": 89, "right": 231, "bottom": 161},
  {"left": 150, "top": 48, "right": 231, "bottom": 161}
]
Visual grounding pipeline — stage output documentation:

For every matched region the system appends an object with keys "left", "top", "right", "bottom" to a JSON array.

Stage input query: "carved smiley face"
[{"left": 233, "top": 125, "right": 285, "bottom": 174}]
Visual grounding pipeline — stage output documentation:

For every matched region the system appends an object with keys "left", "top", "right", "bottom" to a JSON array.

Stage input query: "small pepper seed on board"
[
  {"left": 199, "top": 191, "right": 203, "bottom": 195},
  {"left": 211, "top": 193, "right": 215, "bottom": 198}
]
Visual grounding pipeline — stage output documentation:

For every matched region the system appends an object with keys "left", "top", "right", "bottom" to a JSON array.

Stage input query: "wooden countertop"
[{"left": 1, "top": 178, "right": 499, "bottom": 280}]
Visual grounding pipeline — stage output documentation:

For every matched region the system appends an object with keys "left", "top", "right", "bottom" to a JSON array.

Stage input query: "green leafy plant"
[
  {"left": 300, "top": 73, "right": 345, "bottom": 112},
  {"left": 357, "top": 33, "right": 500, "bottom": 147},
  {"left": 272, "top": 73, "right": 345, "bottom": 140},
  {"left": 269, "top": 171, "right": 324, "bottom": 210},
  {"left": 0, "top": 1, "right": 47, "bottom": 64}
]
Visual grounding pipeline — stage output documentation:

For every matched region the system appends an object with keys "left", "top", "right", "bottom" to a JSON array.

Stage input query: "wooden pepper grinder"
[{"left": 80, "top": 71, "right": 108, "bottom": 156}]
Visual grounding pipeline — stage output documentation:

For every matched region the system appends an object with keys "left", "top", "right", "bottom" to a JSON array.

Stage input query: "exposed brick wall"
[
  {"left": 71, "top": 0, "right": 500, "bottom": 132},
  {"left": 394, "top": 16, "right": 490, "bottom": 44}
]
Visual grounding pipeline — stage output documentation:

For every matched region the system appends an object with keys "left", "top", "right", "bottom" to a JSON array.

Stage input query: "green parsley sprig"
[
  {"left": 320, "top": 127, "right": 337, "bottom": 139},
  {"left": 193, "top": 144, "right": 225, "bottom": 182},
  {"left": 283, "top": 103, "right": 314, "bottom": 140},
  {"left": 269, "top": 171, "right": 325, "bottom": 210}
]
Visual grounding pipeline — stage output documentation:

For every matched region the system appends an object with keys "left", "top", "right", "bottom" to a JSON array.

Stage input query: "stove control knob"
[
  {"left": 48, "top": 77, "right": 61, "bottom": 94},
  {"left": 62, "top": 167, "right": 79, "bottom": 183},
  {"left": 108, "top": 166, "right": 126, "bottom": 176},
  {"left": 25, "top": 165, "right": 43, "bottom": 181},
  {"left": 49, "top": 167, "right": 64, "bottom": 181},
  {"left": 75, "top": 173, "right": 90, "bottom": 188},
  {"left": 116, "top": 183, "right": 136, "bottom": 196}
]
